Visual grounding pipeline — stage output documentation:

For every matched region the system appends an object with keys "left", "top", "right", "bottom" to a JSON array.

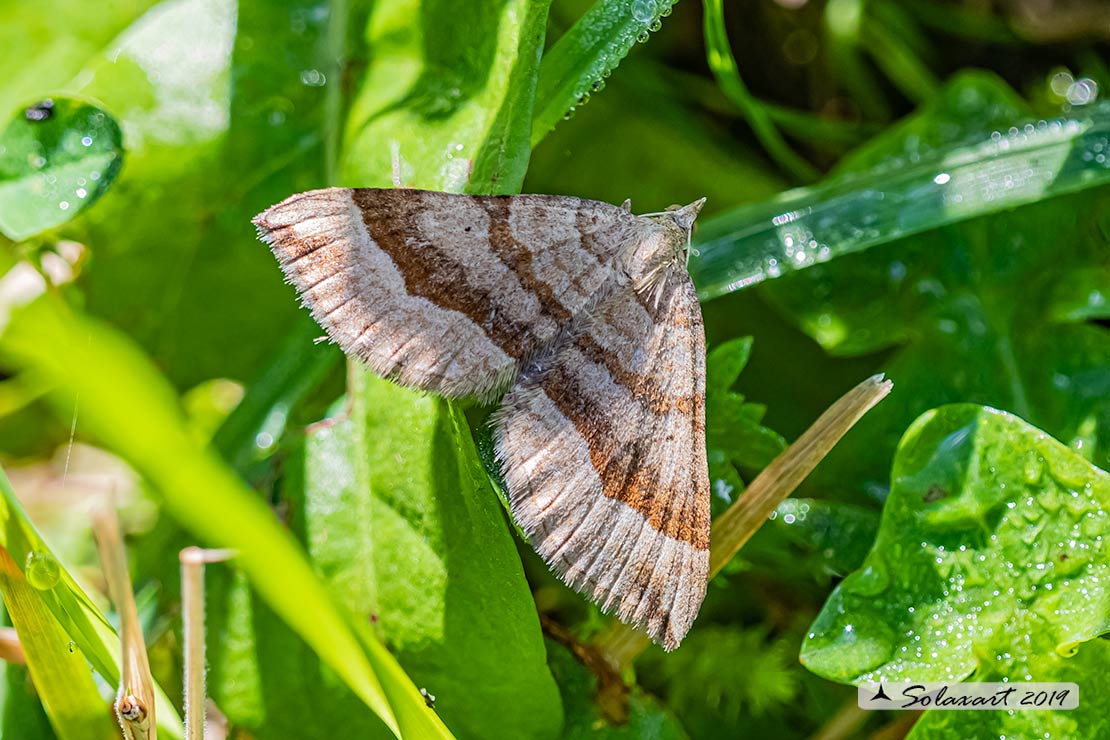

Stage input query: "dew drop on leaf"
[{"left": 25, "top": 551, "right": 60, "bottom": 590}]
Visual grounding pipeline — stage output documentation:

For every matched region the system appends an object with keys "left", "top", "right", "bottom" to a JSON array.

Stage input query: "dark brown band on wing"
[
  {"left": 539, "top": 350, "right": 709, "bottom": 551},
  {"left": 351, "top": 189, "right": 535, "bottom": 359},
  {"left": 481, "top": 198, "right": 574, "bottom": 324}
]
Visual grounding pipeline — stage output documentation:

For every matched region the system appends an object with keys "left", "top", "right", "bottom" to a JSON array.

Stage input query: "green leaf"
[
  {"left": 291, "top": 374, "right": 563, "bottom": 740},
  {"left": 340, "top": 0, "right": 553, "bottom": 195},
  {"left": 531, "top": 0, "right": 680, "bottom": 146},
  {"left": 0, "top": 289, "right": 454, "bottom": 740},
  {"left": 0, "top": 0, "right": 159, "bottom": 117},
  {"left": 1, "top": 662, "right": 57, "bottom": 740},
  {"left": 706, "top": 337, "right": 752, "bottom": 394},
  {"left": 705, "top": 338, "right": 785, "bottom": 510},
  {"left": 0, "top": 547, "right": 115, "bottom": 740},
  {"left": 0, "top": 98, "right": 122, "bottom": 241},
  {"left": 62, "top": 0, "right": 319, "bottom": 388},
  {"left": 802, "top": 405, "right": 1110, "bottom": 737},
  {"left": 318, "top": 2, "right": 565, "bottom": 737}
]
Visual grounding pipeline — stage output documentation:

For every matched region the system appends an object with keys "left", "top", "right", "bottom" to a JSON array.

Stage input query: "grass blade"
[
  {"left": 0, "top": 546, "right": 116, "bottom": 740},
  {"left": 531, "top": 0, "right": 680, "bottom": 146}
]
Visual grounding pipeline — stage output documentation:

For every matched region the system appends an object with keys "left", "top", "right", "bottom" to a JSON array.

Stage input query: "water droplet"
[
  {"left": 636, "top": 30, "right": 650, "bottom": 43},
  {"left": 68, "top": 640, "right": 76, "bottom": 653},
  {"left": 25, "top": 551, "right": 60, "bottom": 590},
  {"left": 631, "top": 0, "right": 655, "bottom": 23},
  {"left": 300, "top": 69, "right": 327, "bottom": 87},
  {"left": 81, "top": 136, "right": 93, "bottom": 147},
  {"left": 649, "top": 19, "right": 663, "bottom": 31},
  {"left": 59, "top": 201, "right": 70, "bottom": 211}
]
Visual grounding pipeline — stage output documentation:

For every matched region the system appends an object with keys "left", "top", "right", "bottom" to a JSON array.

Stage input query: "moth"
[{"left": 253, "top": 188, "right": 710, "bottom": 649}]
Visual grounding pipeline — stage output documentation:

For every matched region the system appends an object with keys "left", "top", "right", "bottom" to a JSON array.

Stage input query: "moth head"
[
  {"left": 629, "top": 197, "right": 707, "bottom": 290},
  {"left": 640, "top": 197, "right": 706, "bottom": 267},
  {"left": 667, "top": 197, "right": 706, "bottom": 232}
]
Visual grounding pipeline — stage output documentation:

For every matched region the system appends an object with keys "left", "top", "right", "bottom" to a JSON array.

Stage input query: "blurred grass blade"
[
  {"left": 702, "top": 0, "right": 818, "bottom": 182},
  {"left": 0, "top": 290, "right": 456, "bottom": 740},
  {"left": 691, "top": 99, "right": 1110, "bottom": 300},
  {"left": 0, "top": 99, "right": 123, "bottom": 241},
  {"left": 0, "top": 546, "right": 117, "bottom": 740},
  {"left": 531, "top": 0, "right": 680, "bottom": 146},
  {"left": 91, "top": 509, "right": 155, "bottom": 740},
  {"left": 0, "top": 458, "right": 184, "bottom": 739},
  {"left": 210, "top": 314, "right": 341, "bottom": 473}
]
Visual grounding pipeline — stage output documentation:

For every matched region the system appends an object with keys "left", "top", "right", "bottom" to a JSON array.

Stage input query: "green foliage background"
[{"left": 0, "top": 0, "right": 1107, "bottom": 739}]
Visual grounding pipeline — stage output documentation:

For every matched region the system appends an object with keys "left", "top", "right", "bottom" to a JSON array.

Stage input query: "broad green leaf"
[
  {"left": 0, "top": 547, "right": 115, "bottom": 740},
  {"left": 802, "top": 405, "right": 1110, "bottom": 738},
  {"left": 531, "top": 0, "right": 680, "bottom": 146},
  {"left": 0, "top": 460, "right": 183, "bottom": 739},
  {"left": 0, "top": 0, "right": 159, "bottom": 117},
  {"left": 0, "top": 289, "right": 454, "bottom": 740},
  {"left": 289, "top": 374, "right": 563, "bottom": 740},
  {"left": 0, "top": 99, "right": 122, "bottom": 241},
  {"left": 341, "top": 0, "right": 553, "bottom": 195},
  {"left": 545, "top": 639, "right": 688, "bottom": 739}
]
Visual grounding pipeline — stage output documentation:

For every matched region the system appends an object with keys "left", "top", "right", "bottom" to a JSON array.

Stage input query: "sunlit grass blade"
[
  {"left": 0, "top": 546, "right": 116, "bottom": 740},
  {"left": 0, "top": 460, "right": 184, "bottom": 739},
  {"left": 531, "top": 0, "right": 680, "bottom": 146},
  {"left": 0, "top": 290, "right": 456, "bottom": 740},
  {"left": 690, "top": 99, "right": 1110, "bottom": 300}
]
